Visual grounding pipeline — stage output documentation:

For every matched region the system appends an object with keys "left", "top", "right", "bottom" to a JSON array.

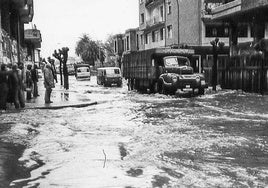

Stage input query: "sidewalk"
[{"left": 25, "top": 81, "right": 97, "bottom": 110}]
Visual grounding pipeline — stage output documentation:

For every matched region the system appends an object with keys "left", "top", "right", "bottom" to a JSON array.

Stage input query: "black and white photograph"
[{"left": 0, "top": 0, "right": 268, "bottom": 187}]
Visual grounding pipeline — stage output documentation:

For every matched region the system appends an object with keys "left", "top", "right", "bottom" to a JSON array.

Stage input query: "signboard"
[
  {"left": 24, "top": 29, "right": 41, "bottom": 41},
  {"left": 155, "top": 48, "right": 195, "bottom": 55}
]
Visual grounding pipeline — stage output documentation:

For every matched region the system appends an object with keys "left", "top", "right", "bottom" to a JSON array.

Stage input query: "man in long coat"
[{"left": 43, "top": 63, "right": 55, "bottom": 104}]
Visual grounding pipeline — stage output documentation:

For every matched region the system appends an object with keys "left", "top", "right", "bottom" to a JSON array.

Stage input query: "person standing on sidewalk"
[
  {"left": 18, "top": 62, "right": 26, "bottom": 108},
  {"left": 0, "top": 64, "right": 9, "bottom": 110},
  {"left": 31, "top": 64, "right": 39, "bottom": 97},
  {"left": 9, "top": 64, "right": 21, "bottom": 109},
  {"left": 25, "top": 64, "right": 33, "bottom": 100},
  {"left": 43, "top": 63, "right": 55, "bottom": 104}
]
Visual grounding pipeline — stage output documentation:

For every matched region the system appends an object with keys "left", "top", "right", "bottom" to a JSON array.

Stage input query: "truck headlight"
[
  {"left": 172, "top": 76, "right": 178, "bottom": 83},
  {"left": 196, "top": 76, "right": 200, "bottom": 82}
]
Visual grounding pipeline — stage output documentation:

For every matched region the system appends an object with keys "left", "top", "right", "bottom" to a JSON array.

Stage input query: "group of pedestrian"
[
  {"left": 25, "top": 64, "right": 39, "bottom": 100},
  {"left": 0, "top": 63, "right": 39, "bottom": 111},
  {"left": 0, "top": 60, "right": 58, "bottom": 110}
]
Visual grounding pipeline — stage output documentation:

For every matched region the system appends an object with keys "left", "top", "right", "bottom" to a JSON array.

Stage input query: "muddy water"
[
  {"left": 1, "top": 76, "right": 268, "bottom": 187},
  {"left": 0, "top": 122, "right": 28, "bottom": 188}
]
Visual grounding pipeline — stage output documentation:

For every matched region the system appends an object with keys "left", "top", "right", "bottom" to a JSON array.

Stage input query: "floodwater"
[{"left": 1, "top": 76, "right": 268, "bottom": 188}]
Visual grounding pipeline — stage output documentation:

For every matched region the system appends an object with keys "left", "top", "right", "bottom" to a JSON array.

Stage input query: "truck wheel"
[
  {"left": 170, "top": 89, "right": 177, "bottom": 95},
  {"left": 198, "top": 88, "right": 205, "bottom": 95}
]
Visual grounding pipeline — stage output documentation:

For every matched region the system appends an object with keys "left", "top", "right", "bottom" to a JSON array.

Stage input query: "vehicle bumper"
[
  {"left": 104, "top": 78, "right": 122, "bottom": 85},
  {"left": 164, "top": 79, "right": 208, "bottom": 90}
]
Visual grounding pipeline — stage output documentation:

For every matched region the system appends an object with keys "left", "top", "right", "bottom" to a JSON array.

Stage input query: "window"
[
  {"left": 141, "top": 13, "right": 145, "bottom": 24},
  {"left": 212, "top": 28, "right": 217, "bottom": 36},
  {"left": 114, "top": 41, "right": 117, "bottom": 53},
  {"left": 160, "top": 6, "right": 164, "bottom": 21},
  {"left": 224, "top": 27, "right": 229, "bottom": 36},
  {"left": 152, "top": 31, "right": 159, "bottom": 42},
  {"left": 205, "top": 25, "right": 229, "bottom": 37},
  {"left": 160, "top": 28, "right": 164, "bottom": 40},
  {"left": 126, "top": 36, "right": 130, "bottom": 50},
  {"left": 152, "top": 31, "right": 156, "bottom": 42},
  {"left": 136, "top": 34, "right": 139, "bottom": 50},
  {"left": 114, "top": 69, "right": 120, "bottom": 74},
  {"left": 167, "top": 2, "right": 172, "bottom": 14},
  {"left": 167, "top": 25, "right": 172, "bottom": 39},
  {"left": 145, "top": 33, "right": 149, "bottom": 44},
  {"left": 140, "top": 34, "right": 144, "bottom": 45}
]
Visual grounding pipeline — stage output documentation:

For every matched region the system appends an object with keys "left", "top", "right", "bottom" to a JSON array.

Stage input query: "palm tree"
[{"left": 75, "top": 34, "right": 105, "bottom": 66}]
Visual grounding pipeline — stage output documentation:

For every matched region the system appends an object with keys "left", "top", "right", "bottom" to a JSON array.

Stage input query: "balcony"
[
  {"left": 146, "top": 16, "right": 164, "bottom": 27},
  {"left": 201, "top": 2, "right": 224, "bottom": 22},
  {"left": 145, "top": 0, "right": 153, "bottom": 6},
  {"left": 145, "top": 0, "right": 164, "bottom": 7},
  {"left": 211, "top": 0, "right": 242, "bottom": 20}
]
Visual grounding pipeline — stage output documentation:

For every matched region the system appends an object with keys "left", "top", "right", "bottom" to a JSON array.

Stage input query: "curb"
[{"left": 28, "top": 101, "right": 98, "bottom": 110}]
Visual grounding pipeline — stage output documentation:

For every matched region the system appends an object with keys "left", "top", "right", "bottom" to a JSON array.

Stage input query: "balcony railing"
[
  {"left": 211, "top": 0, "right": 242, "bottom": 19},
  {"left": 145, "top": 0, "right": 164, "bottom": 7},
  {"left": 201, "top": 2, "right": 224, "bottom": 21},
  {"left": 145, "top": 0, "right": 154, "bottom": 6},
  {"left": 146, "top": 17, "right": 164, "bottom": 27}
]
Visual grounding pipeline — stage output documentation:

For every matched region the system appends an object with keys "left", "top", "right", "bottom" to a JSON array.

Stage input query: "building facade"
[
  {"left": 139, "top": 0, "right": 254, "bottom": 48},
  {"left": 123, "top": 28, "right": 139, "bottom": 52},
  {"left": 0, "top": 0, "right": 41, "bottom": 65}
]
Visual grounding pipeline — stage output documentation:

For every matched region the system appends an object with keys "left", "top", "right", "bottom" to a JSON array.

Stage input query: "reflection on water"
[
  {"left": 1, "top": 77, "right": 268, "bottom": 187},
  {"left": 60, "top": 92, "right": 69, "bottom": 101}
]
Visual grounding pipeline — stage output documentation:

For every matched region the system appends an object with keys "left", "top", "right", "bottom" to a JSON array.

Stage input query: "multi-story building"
[
  {"left": 123, "top": 28, "right": 139, "bottom": 52},
  {"left": 113, "top": 34, "right": 124, "bottom": 67},
  {"left": 0, "top": 0, "right": 40, "bottom": 65},
  {"left": 137, "top": 0, "right": 255, "bottom": 73},
  {"left": 114, "top": 34, "right": 124, "bottom": 56}
]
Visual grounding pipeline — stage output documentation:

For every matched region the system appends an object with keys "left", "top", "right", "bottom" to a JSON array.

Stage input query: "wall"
[
  {"left": 165, "top": 0, "right": 179, "bottom": 46},
  {"left": 178, "top": 0, "right": 201, "bottom": 46}
]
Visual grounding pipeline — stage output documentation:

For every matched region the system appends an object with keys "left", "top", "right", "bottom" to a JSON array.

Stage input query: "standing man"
[
  {"left": 18, "top": 62, "right": 26, "bottom": 108},
  {"left": 0, "top": 64, "right": 9, "bottom": 110},
  {"left": 31, "top": 64, "right": 39, "bottom": 97},
  {"left": 25, "top": 64, "right": 33, "bottom": 100},
  {"left": 43, "top": 63, "right": 55, "bottom": 104}
]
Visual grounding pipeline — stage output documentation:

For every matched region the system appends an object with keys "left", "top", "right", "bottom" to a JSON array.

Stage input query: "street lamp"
[{"left": 210, "top": 38, "right": 225, "bottom": 91}]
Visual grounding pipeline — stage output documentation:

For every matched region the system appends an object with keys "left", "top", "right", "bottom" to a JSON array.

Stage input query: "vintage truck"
[{"left": 121, "top": 48, "right": 208, "bottom": 95}]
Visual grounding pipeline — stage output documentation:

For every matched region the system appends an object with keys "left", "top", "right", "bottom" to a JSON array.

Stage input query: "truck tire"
[
  {"left": 198, "top": 88, "right": 205, "bottom": 95},
  {"left": 170, "top": 88, "right": 177, "bottom": 95}
]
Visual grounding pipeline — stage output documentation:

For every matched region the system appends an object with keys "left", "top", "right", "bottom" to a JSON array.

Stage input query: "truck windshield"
[
  {"left": 164, "top": 57, "right": 189, "bottom": 68},
  {"left": 106, "top": 69, "right": 120, "bottom": 75}
]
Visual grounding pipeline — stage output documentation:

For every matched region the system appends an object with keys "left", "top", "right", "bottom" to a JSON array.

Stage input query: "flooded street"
[{"left": 1, "top": 76, "right": 268, "bottom": 187}]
